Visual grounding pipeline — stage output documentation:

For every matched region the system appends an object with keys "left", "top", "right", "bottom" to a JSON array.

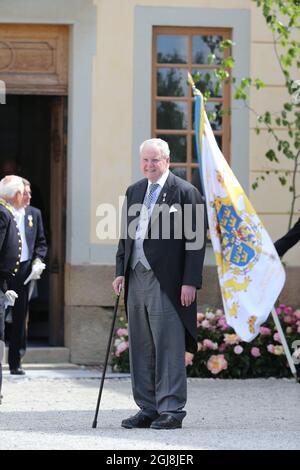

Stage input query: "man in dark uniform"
[
  {"left": 274, "top": 217, "right": 300, "bottom": 257},
  {"left": 113, "top": 138, "right": 206, "bottom": 430},
  {"left": 0, "top": 175, "right": 24, "bottom": 403},
  {"left": 7, "top": 178, "right": 47, "bottom": 375}
]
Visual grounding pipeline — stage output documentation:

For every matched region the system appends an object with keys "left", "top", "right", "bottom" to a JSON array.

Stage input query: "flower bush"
[{"left": 112, "top": 304, "right": 300, "bottom": 378}]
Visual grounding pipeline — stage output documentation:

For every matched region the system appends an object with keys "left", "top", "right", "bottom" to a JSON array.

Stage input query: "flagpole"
[
  {"left": 271, "top": 307, "right": 298, "bottom": 381},
  {"left": 187, "top": 73, "right": 206, "bottom": 199}
]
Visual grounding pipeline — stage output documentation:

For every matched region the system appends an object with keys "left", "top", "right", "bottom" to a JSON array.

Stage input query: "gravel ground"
[{"left": 0, "top": 369, "right": 300, "bottom": 450}]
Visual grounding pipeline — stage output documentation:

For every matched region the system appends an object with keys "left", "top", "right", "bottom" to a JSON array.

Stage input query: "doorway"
[{"left": 0, "top": 94, "right": 67, "bottom": 346}]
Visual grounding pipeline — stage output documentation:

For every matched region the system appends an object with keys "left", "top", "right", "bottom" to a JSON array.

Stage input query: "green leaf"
[
  {"left": 279, "top": 176, "right": 287, "bottom": 185},
  {"left": 266, "top": 149, "right": 277, "bottom": 162},
  {"left": 264, "top": 112, "right": 272, "bottom": 125},
  {"left": 255, "top": 79, "right": 266, "bottom": 90},
  {"left": 284, "top": 102, "right": 293, "bottom": 111},
  {"left": 219, "top": 39, "right": 234, "bottom": 51},
  {"left": 222, "top": 56, "right": 235, "bottom": 68}
]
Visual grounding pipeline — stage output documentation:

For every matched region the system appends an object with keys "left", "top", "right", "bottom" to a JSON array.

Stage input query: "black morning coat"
[
  {"left": 116, "top": 172, "right": 207, "bottom": 353},
  {"left": 0, "top": 201, "right": 22, "bottom": 292},
  {"left": 24, "top": 206, "right": 48, "bottom": 261}
]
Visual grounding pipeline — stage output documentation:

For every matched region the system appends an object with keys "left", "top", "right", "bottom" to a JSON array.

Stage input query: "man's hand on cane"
[{"left": 112, "top": 276, "right": 124, "bottom": 296}]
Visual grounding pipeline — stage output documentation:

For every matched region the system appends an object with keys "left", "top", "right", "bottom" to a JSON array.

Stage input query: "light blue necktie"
[{"left": 143, "top": 183, "right": 159, "bottom": 211}]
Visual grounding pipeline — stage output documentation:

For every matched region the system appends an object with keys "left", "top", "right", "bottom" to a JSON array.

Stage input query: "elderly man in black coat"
[
  {"left": 0, "top": 175, "right": 24, "bottom": 403},
  {"left": 113, "top": 138, "right": 206, "bottom": 430}
]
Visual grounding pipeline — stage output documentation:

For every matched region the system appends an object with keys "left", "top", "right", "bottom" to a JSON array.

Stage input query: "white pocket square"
[{"left": 169, "top": 205, "right": 178, "bottom": 213}]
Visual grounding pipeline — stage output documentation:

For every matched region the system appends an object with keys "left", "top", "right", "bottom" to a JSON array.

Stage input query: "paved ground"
[{"left": 0, "top": 367, "right": 300, "bottom": 450}]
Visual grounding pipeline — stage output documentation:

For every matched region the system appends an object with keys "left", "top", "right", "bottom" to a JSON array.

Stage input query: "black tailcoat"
[
  {"left": 0, "top": 201, "right": 22, "bottom": 292},
  {"left": 24, "top": 206, "right": 47, "bottom": 261}
]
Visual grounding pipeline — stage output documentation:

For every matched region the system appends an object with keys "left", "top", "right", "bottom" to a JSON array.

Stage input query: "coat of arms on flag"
[{"left": 188, "top": 73, "right": 286, "bottom": 343}]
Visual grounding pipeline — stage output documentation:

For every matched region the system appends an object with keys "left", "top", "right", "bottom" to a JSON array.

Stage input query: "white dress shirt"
[{"left": 14, "top": 208, "right": 30, "bottom": 262}]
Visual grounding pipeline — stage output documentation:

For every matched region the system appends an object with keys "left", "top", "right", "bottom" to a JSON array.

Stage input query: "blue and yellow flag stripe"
[{"left": 187, "top": 72, "right": 206, "bottom": 197}]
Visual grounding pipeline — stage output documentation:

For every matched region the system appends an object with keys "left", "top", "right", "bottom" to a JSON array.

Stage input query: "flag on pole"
[{"left": 188, "top": 74, "right": 286, "bottom": 342}]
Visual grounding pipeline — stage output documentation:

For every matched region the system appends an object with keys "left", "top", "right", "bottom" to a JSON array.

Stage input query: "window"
[{"left": 152, "top": 26, "right": 231, "bottom": 190}]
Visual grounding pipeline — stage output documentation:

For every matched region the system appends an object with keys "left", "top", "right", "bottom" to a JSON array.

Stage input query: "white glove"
[
  {"left": 4, "top": 290, "right": 18, "bottom": 307},
  {"left": 24, "top": 259, "right": 46, "bottom": 285}
]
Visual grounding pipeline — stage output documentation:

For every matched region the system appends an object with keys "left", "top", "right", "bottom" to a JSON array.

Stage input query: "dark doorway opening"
[{"left": 0, "top": 94, "right": 66, "bottom": 346}]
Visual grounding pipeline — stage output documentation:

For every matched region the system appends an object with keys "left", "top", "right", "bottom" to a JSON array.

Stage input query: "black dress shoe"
[
  {"left": 10, "top": 368, "right": 26, "bottom": 376},
  {"left": 150, "top": 414, "right": 182, "bottom": 430},
  {"left": 121, "top": 411, "right": 158, "bottom": 429}
]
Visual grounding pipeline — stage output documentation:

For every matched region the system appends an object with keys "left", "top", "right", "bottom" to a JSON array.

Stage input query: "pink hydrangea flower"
[
  {"left": 273, "top": 332, "right": 282, "bottom": 343},
  {"left": 251, "top": 347, "right": 261, "bottom": 358},
  {"left": 207, "top": 354, "right": 228, "bottom": 375},
  {"left": 267, "top": 344, "right": 275, "bottom": 353},
  {"left": 234, "top": 345, "right": 243, "bottom": 355},
  {"left": 203, "top": 339, "right": 218, "bottom": 350},
  {"left": 284, "top": 306, "right": 293, "bottom": 314},
  {"left": 115, "top": 341, "right": 129, "bottom": 357},
  {"left": 283, "top": 315, "right": 294, "bottom": 325},
  {"left": 260, "top": 326, "right": 272, "bottom": 336},
  {"left": 293, "top": 310, "right": 300, "bottom": 320},
  {"left": 201, "top": 319, "right": 211, "bottom": 329},
  {"left": 116, "top": 328, "right": 128, "bottom": 337}
]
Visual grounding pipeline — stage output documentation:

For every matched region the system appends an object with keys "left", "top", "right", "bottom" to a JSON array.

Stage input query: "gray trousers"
[{"left": 127, "top": 262, "right": 187, "bottom": 421}]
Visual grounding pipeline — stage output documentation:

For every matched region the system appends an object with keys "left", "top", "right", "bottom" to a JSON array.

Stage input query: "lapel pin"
[
  {"left": 28, "top": 215, "right": 33, "bottom": 228},
  {"left": 162, "top": 192, "right": 167, "bottom": 203}
]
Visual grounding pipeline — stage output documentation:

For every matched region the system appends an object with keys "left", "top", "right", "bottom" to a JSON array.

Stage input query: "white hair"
[
  {"left": 0, "top": 175, "right": 24, "bottom": 199},
  {"left": 140, "top": 138, "right": 170, "bottom": 159}
]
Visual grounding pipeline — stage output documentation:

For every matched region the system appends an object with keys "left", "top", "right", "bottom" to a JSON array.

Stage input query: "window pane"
[
  {"left": 192, "top": 101, "right": 222, "bottom": 131},
  {"left": 157, "top": 101, "right": 188, "bottom": 130},
  {"left": 157, "top": 35, "right": 188, "bottom": 64},
  {"left": 157, "top": 68, "right": 188, "bottom": 97},
  {"left": 192, "top": 69, "right": 223, "bottom": 98},
  {"left": 192, "top": 134, "right": 222, "bottom": 162},
  {"left": 157, "top": 134, "right": 187, "bottom": 163},
  {"left": 192, "top": 35, "right": 223, "bottom": 64},
  {"left": 170, "top": 166, "right": 187, "bottom": 181}
]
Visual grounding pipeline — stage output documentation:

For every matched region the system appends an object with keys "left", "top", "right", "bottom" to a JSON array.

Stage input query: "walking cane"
[{"left": 92, "top": 291, "right": 120, "bottom": 428}]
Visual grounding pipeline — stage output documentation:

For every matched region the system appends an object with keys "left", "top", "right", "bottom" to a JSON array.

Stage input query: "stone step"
[{"left": 3, "top": 347, "right": 70, "bottom": 364}]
